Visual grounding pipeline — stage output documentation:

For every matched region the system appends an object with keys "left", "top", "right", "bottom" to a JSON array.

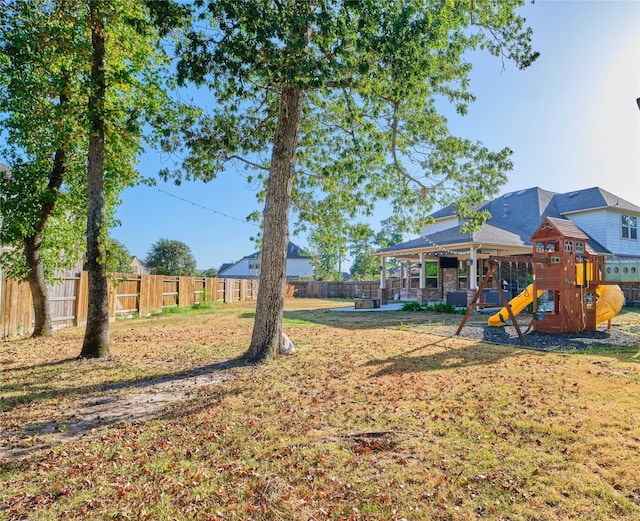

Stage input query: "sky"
[{"left": 111, "top": 0, "right": 640, "bottom": 271}]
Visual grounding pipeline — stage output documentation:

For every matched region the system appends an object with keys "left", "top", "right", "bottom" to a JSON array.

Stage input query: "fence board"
[{"left": 179, "top": 276, "right": 195, "bottom": 307}]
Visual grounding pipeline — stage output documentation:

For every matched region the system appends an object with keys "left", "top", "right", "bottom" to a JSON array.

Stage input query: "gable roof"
[
  {"left": 533, "top": 217, "right": 608, "bottom": 255},
  {"left": 539, "top": 216, "right": 591, "bottom": 240},
  {"left": 378, "top": 186, "right": 627, "bottom": 256},
  {"left": 218, "top": 262, "right": 233, "bottom": 273}
]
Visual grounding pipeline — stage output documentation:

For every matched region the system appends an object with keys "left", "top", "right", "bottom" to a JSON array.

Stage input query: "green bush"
[
  {"left": 425, "top": 302, "right": 467, "bottom": 314},
  {"left": 401, "top": 301, "right": 423, "bottom": 311}
]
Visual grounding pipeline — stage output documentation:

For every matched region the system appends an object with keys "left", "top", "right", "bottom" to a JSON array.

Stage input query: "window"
[
  {"left": 458, "top": 261, "right": 468, "bottom": 289},
  {"left": 249, "top": 259, "right": 260, "bottom": 271},
  {"left": 425, "top": 261, "right": 438, "bottom": 288},
  {"left": 622, "top": 214, "right": 637, "bottom": 240},
  {"left": 575, "top": 241, "right": 584, "bottom": 253},
  {"left": 410, "top": 264, "right": 421, "bottom": 288},
  {"left": 536, "top": 242, "right": 545, "bottom": 253},
  {"left": 564, "top": 240, "right": 574, "bottom": 253}
]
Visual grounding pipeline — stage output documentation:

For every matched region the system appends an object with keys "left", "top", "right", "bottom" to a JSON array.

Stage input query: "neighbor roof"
[{"left": 245, "top": 241, "right": 311, "bottom": 260}]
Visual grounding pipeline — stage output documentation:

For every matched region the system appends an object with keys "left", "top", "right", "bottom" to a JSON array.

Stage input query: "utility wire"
[{"left": 154, "top": 187, "right": 260, "bottom": 226}]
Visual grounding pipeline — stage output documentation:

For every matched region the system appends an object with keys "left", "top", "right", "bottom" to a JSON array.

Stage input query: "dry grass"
[{"left": 1, "top": 299, "right": 639, "bottom": 520}]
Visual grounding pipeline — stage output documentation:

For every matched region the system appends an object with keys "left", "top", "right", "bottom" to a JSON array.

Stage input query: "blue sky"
[{"left": 111, "top": 0, "right": 640, "bottom": 271}]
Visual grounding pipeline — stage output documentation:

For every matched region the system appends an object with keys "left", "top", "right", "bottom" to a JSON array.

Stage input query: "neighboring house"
[
  {"left": 130, "top": 256, "right": 150, "bottom": 275},
  {"left": 218, "top": 241, "right": 314, "bottom": 280},
  {"left": 375, "top": 186, "right": 640, "bottom": 304}
]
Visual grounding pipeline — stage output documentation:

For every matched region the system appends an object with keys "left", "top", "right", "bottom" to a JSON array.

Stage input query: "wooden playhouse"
[{"left": 529, "top": 217, "right": 625, "bottom": 334}]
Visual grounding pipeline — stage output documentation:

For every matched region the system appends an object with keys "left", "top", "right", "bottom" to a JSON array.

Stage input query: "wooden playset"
[{"left": 457, "top": 216, "right": 638, "bottom": 342}]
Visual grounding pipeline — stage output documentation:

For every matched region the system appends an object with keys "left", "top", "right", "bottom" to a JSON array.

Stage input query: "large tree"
[
  {"left": 145, "top": 238, "right": 198, "bottom": 276},
  {"left": 0, "top": 1, "right": 89, "bottom": 337},
  {"left": 349, "top": 218, "right": 404, "bottom": 281},
  {"left": 81, "top": 0, "right": 190, "bottom": 357},
  {"left": 174, "top": 0, "right": 538, "bottom": 362},
  {"left": 0, "top": 0, "right": 188, "bottom": 347}
]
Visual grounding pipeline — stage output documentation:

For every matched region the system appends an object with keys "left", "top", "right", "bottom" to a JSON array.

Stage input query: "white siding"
[
  {"left": 420, "top": 215, "right": 458, "bottom": 236},
  {"left": 285, "top": 259, "right": 314, "bottom": 278},
  {"left": 569, "top": 209, "right": 640, "bottom": 256},
  {"left": 218, "top": 259, "right": 258, "bottom": 277},
  {"left": 568, "top": 209, "right": 608, "bottom": 245},
  {"left": 220, "top": 257, "right": 313, "bottom": 278}
]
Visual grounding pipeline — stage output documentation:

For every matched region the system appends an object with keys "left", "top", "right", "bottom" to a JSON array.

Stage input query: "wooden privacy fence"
[
  {"left": 290, "top": 278, "right": 402, "bottom": 299},
  {"left": 0, "top": 271, "right": 258, "bottom": 339}
]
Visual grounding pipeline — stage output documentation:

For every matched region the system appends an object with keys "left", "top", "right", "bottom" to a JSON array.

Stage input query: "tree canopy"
[
  {"left": 145, "top": 238, "right": 198, "bottom": 276},
  {"left": 104, "top": 238, "right": 132, "bottom": 274},
  {"left": 171, "top": 0, "right": 538, "bottom": 361}
]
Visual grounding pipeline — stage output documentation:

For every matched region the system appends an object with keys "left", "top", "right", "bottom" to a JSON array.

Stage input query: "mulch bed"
[{"left": 433, "top": 321, "right": 640, "bottom": 351}]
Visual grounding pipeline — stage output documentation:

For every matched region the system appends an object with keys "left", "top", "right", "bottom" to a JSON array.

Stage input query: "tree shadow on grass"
[
  {"left": 1, "top": 356, "right": 247, "bottom": 413},
  {"left": 0, "top": 357, "right": 249, "bottom": 460},
  {"left": 363, "top": 337, "right": 532, "bottom": 377},
  {"left": 277, "top": 308, "right": 472, "bottom": 331}
]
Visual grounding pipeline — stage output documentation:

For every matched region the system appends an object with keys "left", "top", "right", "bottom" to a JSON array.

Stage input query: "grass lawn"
[{"left": 1, "top": 298, "right": 639, "bottom": 520}]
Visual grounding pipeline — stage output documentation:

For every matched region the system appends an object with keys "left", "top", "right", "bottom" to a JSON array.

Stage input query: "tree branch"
[{"left": 389, "top": 100, "right": 427, "bottom": 190}]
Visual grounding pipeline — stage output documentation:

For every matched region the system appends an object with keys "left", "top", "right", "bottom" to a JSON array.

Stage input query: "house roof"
[
  {"left": 219, "top": 241, "right": 311, "bottom": 276},
  {"left": 0, "top": 163, "right": 10, "bottom": 183},
  {"left": 554, "top": 187, "right": 640, "bottom": 214},
  {"left": 378, "top": 186, "right": 627, "bottom": 257},
  {"left": 245, "top": 241, "right": 311, "bottom": 260},
  {"left": 218, "top": 262, "right": 233, "bottom": 273},
  {"left": 131, "top": 255, "right": 147, "bottom": 267},
  {"left": 534, "top": 217, "right": 608, "bottom": 255}
]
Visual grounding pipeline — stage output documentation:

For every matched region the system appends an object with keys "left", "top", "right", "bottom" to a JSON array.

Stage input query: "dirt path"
[{"left": 1, "top": 363, "right": 236, "bottom": 461}]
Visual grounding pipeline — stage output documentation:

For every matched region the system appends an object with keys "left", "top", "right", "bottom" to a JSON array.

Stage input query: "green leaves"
[
  {"left": 0, "top": 0, "right": 187, "bottom": 282},
  {"left": 173, "top": 0, "right": 537, "bottom": 246},
  {"left": 145, "top": 238, "right": 198, "bottom": 276}
]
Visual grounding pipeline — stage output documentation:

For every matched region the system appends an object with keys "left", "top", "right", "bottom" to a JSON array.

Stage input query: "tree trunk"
[
  {"left": 24, "top": 233, "right": 52, "bottom": 337},
  {"left": 23, "top": 145, "right": 67, "bottom": 338},
  {"left": 247, "top": 86, "right": 305, "bottom": 362},
  {"left": 81, "top": 0, "right": 109, "bottom": 358}
]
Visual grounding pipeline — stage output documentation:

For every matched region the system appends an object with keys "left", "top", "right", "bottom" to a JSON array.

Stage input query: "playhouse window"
[
  {"left": 545, "top": 242, "right": 556, "bottom": 253},
  {"left": 249, "top": 259, "right": 260, "bottom": 271},
  {"left": 564, "top": 240, "right": 574, "bottom": 252},
  {"left": 575, "top": 241, "right": 584, "bottom": 253},
  {"left": 622, "top": 214, "right": 637, "bottom": 240},
  {"left": 536, "top": 242, "right": 545, "bottom": 253}
]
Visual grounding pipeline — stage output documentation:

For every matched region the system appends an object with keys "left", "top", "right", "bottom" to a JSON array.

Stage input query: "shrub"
[
  {"left": 425, "top": 302, "right": 467, "bottom": 314},
  {"left": 401, "top": 301, "right": 423, "bottom": 311}
]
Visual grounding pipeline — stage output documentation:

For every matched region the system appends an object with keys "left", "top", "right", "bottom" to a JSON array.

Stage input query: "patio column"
[
  {"left": 379, "top": 257, "right": 386, "bottom": 289},
  {"left": 419, "top": 252, "right": 425, "bottom": 289},
  {"left": 469, "top": 247, "right": 478, "bottom": 290}
]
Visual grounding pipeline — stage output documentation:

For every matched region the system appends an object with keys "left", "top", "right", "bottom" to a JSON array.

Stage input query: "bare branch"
[{"left": 226, "top": 154, "right": 269, "bottom": 171}]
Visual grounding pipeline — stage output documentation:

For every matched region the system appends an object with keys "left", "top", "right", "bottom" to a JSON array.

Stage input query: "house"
[
  {"left": 375, "top": 186, "right": 640, "bottom": 304},
  {"left": 130, "top": 256, "right": 149, "bottom": 275},
  {"left": 218, "top": 241, "right": 314, "bottom": 280}
]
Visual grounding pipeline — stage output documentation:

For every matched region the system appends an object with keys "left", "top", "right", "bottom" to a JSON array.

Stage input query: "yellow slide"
[
  {"left": 595, "top": 285, "right": 624, "bottom": 325},
  {"left": 487, "top": 284, "right": 544, "bottom": 326}
]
